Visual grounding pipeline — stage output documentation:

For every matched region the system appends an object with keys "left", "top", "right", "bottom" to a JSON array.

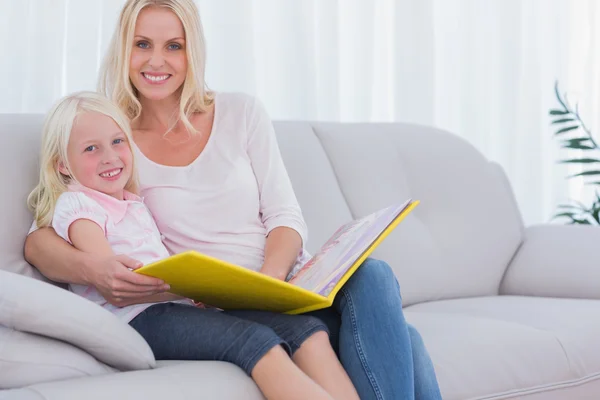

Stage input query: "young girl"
[{"left": 27, "top": 91, "right": 359, "bottom": 400}]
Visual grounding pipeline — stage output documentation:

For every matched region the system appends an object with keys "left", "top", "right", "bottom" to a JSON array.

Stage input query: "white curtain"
[{"left": 2, "top": 0, "right": 599, "bottom": 225}]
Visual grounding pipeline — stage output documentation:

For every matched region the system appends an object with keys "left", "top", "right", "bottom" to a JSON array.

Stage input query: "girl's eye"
[
  {"left": 113, "top": 138, "right": 125, "bottom": 145},
  {"left": 136, "top": 41, "right": 150, "bottom": 49},
  {"left": 168, "top": 43, "right": 182, "bottom": 50},
  {"left": 84, "top": 145, "right": 96, "bottom": 152}
]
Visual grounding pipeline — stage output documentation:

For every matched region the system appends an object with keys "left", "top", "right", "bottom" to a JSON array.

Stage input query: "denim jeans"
[
  {"left": 306, "top": 258, "right": 442, "bottom": 400},
  {"left": 129, "top": 303, "right": 328, "bottom": 375}
]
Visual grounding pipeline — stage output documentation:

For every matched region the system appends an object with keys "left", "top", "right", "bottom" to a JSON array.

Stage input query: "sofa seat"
[
  {"left": 0, "top": 361, "right": 264, "bottom": 400},
  {"left": 405, "top": 296, "right": 600, "bottom": 400}
]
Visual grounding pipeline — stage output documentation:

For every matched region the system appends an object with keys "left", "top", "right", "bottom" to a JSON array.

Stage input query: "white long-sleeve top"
[{"left": 135, "top": 92, "right": 310, "bottom": 271}]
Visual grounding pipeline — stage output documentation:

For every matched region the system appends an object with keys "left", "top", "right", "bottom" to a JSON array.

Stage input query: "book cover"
[{"left": 136, "top": 199, "right": 418, "bottom": 314}]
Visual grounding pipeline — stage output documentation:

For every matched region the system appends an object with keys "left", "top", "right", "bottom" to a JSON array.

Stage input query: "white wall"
[{"left": 2, "top": 0, "right": 600, "bottom": 225}]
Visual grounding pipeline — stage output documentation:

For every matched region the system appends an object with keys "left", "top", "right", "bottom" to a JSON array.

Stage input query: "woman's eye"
[
  {"left": 168, "top": 43, "right": 182, "bottom": 50},
  {"left": 136, "top": 41, "right": 150, "bottom": 49},
  {"left": 113, "top": 138, "right": 125, "bottom": 145},
  {"left": 84, "top": 145, "right": 96, "bottom": 152}
]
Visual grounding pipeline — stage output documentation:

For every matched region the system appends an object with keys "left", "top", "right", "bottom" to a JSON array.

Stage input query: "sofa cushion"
[
  {"left": 4, "top": 361, "right": 264, "bottom": 400},
  {"left": 273, "top": 122, "right": 354, "bottom": 253},
  {"left": 0, "top": 114, "right": 47, "bottom": 280},
  {"left": 0, "top": 270, "right": 155, "bottom": 371},
  {"left": 501, "top": 224, "right": 600, "bottom": 300},
  {"left": 405, "top": 296, "right": 600, "bottom": 400},
  {"left": 278, "top": 122, "right": 525, "bottom": 306},
  {"left": 0, "top": 326, "right": 114, "bottom": 389}
]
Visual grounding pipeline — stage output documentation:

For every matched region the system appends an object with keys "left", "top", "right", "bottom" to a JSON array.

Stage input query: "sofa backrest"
[
  {"left": 274, "top": 122, "right": 525, "bottom": 306},
  {"left": 0, "top": 114, "right": 47, "bottom": 280},
  {"left": 1, "top": 114, "right": 524, "bottom": 306}
]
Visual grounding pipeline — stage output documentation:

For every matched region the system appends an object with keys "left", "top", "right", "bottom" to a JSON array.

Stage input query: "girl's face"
[
  {"left": 59, "top": 112, "right": 133, "bottom": 200},
  {"left": 129, "top": 6, "right": 188, "bottom": 102}
]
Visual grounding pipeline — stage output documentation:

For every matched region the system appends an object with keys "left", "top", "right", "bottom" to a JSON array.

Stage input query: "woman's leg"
[
  {"left": 309, "top": 258, "right": 441, "bottom": 400},
  {"left": 227, "top": 310, "right": 358, "bottom": 400},
  {"left": 408, "top": 325, "right": 443, "bottom": 400},
  {"left": 130, "top": 303, "right": 333, "bottom": 400}
]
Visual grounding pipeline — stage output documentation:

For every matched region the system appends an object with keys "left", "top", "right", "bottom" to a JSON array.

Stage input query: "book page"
[{"left": 288, "top": 200, "right": 411, "bottom": 296}]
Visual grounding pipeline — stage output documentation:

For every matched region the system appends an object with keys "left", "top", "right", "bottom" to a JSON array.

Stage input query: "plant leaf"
[
  {"left": 558, "top": 158, "right": 600, "bottom": 164},
  {"left": 552, "top": 118, "right": 576, "bottom": 125},
  {"left": 562, "top": 144, "right": 595, "bottom": 150},
  {"left": 592, "top": 208, "right": 600, "bottom": 224},
  {"left": 555, "top": 125, "right": 580, "bottom": 135},
  {"left": 553, "top": 212, "right": 576, "bottom": 219},
  {"left": 561, "top": 138, "right": 595, "bottom": 150},
  {"left": 572, "top": 218, "right": 591, "bottom": 225},
  {"left": 568, "top": 170, "right": 600, "bottom": 178},
  {"left": 550, "top": 109, "right": 569, "bottom": 115},
  {"left": 556, "top": 204, "right": 581, "bottom": 209},
  {"left": 562, "top": 138, "right": 589, "bottom": 145}
]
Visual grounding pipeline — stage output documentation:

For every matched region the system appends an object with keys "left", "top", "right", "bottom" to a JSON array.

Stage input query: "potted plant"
[{"left": 550, "top": 81, "right": 600, "bottom": 224}]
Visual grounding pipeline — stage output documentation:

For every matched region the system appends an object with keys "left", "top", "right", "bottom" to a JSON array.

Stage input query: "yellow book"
[{"left": 136, "top": 199, "right": 419, "bottom": 314}]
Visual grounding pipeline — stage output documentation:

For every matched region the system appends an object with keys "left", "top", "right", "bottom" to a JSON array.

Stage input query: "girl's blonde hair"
[
  {"left": 98, "top": 0, "right": 213, "bottom": 133},
  {"left": 27, "top": 91, "right": 139, "bottom": 228}
]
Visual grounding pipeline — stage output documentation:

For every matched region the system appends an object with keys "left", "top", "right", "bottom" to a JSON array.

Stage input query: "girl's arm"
[
  {"left": 67, "top": 219, "right": 181, "bottom": 306},
  {"left": 24, "top": 227, "right": 169, "bottom": 306},
  {"left": 245, "top": 97, "right": 308, "bottom": 280}
]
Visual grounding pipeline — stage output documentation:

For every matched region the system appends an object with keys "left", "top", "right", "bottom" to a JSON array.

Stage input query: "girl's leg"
[
  {"left": 227, "top": 310, "right": 358, "bottom": 400},
  {"left": 130, "top": 303, "right": 332, "bottom": 400},
  {"left": 252, "top": 345, "right": 333, "bottom": 400},
  {"left": 292, "top": 331, "right": 360, "bottom": 400}
]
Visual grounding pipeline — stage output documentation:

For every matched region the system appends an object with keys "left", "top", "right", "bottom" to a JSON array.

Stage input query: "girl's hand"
[
  {"left": 193, "top": 301, "right": 206, "bottom": 308},
  {"left": 85, "top": 253, "right": 170, "bottom": 307}
]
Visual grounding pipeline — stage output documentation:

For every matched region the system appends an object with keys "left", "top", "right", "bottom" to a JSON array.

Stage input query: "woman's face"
[{"left": 129, "top": 7, "right": 188, "bottom": 102}]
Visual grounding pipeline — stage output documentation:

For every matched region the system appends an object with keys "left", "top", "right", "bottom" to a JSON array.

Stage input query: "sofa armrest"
[{"left": 500, "top": 224, "right": 600, "bottom": 299}]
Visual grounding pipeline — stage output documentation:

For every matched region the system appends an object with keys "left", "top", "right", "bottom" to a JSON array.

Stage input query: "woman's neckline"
[{"left": 132, "top": 93, "right": 219, "bottom": 170}]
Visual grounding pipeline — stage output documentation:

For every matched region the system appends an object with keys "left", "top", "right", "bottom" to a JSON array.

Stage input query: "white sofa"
[{"left": 1, "top": 114, "right": 600, "bottom": 400}]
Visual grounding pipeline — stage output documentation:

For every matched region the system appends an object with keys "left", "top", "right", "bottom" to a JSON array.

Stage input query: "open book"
[{"left": 136, "top": 199, "right": 418, "bottom": 314}]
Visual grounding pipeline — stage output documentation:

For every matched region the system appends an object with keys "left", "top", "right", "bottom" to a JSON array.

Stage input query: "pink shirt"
[
  {"left": 52, "top": 185, "right": 191, "bottom": 322},
  {"left": 135, "top": 92, "right": 311, "bottom": 272}
]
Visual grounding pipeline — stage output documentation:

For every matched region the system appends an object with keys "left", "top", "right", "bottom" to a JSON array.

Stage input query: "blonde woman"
[
  {"left": 25, "top": 1, "right": 442, "bottom": 399},
  {"left": 28, "top": 91, "right": 358, "bottom": 400}
]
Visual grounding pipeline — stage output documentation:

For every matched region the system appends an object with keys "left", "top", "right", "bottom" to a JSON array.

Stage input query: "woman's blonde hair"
[
  {"left": 27, "top": 91, "right": 139, "bottom": 228},
  {"left": 98, "top": 0, "right": 213, "bottom": 133}
]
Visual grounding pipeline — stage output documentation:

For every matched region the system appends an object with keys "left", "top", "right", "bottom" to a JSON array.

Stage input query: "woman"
[{"left": 25, "top": 1, "right": 442, "bottom": 399}]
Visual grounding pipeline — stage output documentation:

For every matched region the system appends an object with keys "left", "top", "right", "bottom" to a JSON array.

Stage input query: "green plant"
[{"left": 550, "top": 81, "right": 600, "bottom": 224}]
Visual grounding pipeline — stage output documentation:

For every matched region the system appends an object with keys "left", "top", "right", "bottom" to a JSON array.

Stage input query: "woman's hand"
[
  {"left": 85, "top": 254, "right": 170, "bottom": 307},
  {"left": 260, "top": 267, "right": 288, "bottom": 281}
]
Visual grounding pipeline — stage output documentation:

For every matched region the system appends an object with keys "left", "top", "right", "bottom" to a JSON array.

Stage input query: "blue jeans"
[
  {"left": 306, "top": 258, "right": 442, "bottom": 400},
  {"left": 129, "top": 303, "right": 328, "bottom": 375}
]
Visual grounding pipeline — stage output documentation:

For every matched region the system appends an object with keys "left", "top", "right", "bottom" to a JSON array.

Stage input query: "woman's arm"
[
  {"left": 25, "top": 227, "right": 97, "bottom": 285},
  {"left": 25, "top": 226, "right": 170, "bottom": 306},
  {"left": 261, "top": 226, "right": 302, "bottom": 280},
  {"left": 245, "top": 97, "right": 309, "bottom": 280}
]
